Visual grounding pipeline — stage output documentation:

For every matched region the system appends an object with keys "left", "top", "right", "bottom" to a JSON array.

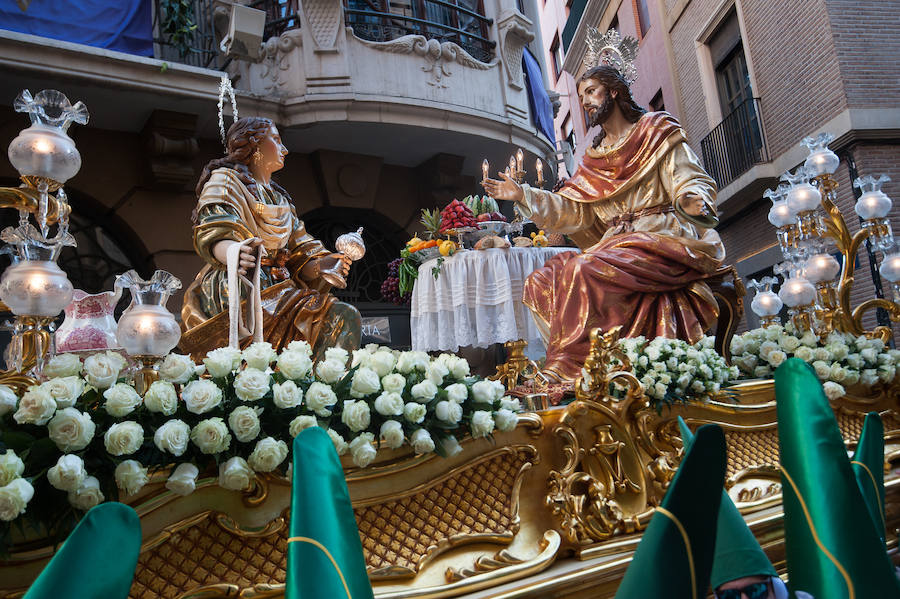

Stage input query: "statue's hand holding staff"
[
  {"left": 482, "top": 171, "right": 525, "bottom": 204},
  {"left": 677, "top": 193, "right": 709, "bottom": 218}
]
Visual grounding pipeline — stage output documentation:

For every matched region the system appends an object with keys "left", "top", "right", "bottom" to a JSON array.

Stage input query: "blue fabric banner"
[
  {"left": 0, "top": 0, "right": 153, "bottom": 57},
  {"left": 522, "top": 47, "right": 556, "bottom": 145}
]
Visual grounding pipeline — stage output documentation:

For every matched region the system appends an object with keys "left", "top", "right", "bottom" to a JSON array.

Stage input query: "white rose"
[
  {"left": 380, "top": 420, "right": 405, "bottom": 449},
  {"left": 794, "top": 346, "right": 815, "bottom": 362},
  {"left": 753, "top": 366, "right": 772, "bottom": 378},
  {"left": 277, "top": 350, "right": 313, "bottom": 380},
  {"left": 242, "top": 341, "right": 277, "bottom": 370},
  {"left": 143, "top": 380, "right": 178, "bottom": 415},
  {"left": 104, "top": 421, "right": 144, "bottom": 456},
  {"left": 219, "top": 456, "right": 254, "bottom": 490},
  {"left": 0, "top": 385, "right": 16, "bottom": 417},
  {"left": 425, "top": 362, "right": 449, "bottom": 386},
  {"left": 249, "top": 437, "right": 289, "bottom": 472},
  {"left": 829, "top": 363, "right": 848, "bottom": 383},
  {"left": 445, "top": 383, "right": 468, "bottom": 403},
  {"left": 47, "top": 454, "right": 86, "bottom": 492},
  {"left": 844, "top": 369, "right": 861, "bottom": 386},
  {"left": 369, "top": 352, "right": 396, "bottom": 378},
  {"left": 350, "top": 367, "right": 381, "bottom": 398},
  {"left": 410, "top": 428, "right": 435, "bottom": 454},
  {"left": 470, "top": 410, "right": 495, "bottom": 438},
  {"left": 779, "top": 335, "right": 801, "bottom": 352},
  {"left": 0, "top": 478, "right": 34, "bottom": 521},
  {"left": 166, "top": 463, "right": 199, "bottom": 496},
  {"left": 154, "top": 419, "right": 191, "bottom": 456},
  {"left": 306, "top": 382, "right": 338, "bottom": 416},
  {"left": 349, "top": 433, "right": 377, "bottom": 468},
  {"left": 435, "top": 400, "right": 462, "bottom": 424},
  {"left": 43, "top": 353, "right": 82, "bottom": 378},
  {"left": 327, "top": 428, "right": 348, "bottom": 455},
  {"left": 289, "top": 415, "right": 318, "bottom": 437},
  {"left": 190, "top": 417, "right": 231, "bottom": 454},
  {"left": 474, "top": 379, "right": 505, "bottom": 404},
  {"left": 47, "top": 407, "right": 95, "bottom": 452},
  {"left": 767, "top": 350, "right": 787, "bottom": 368},
  {"left": 878, "top": 364, "right": 896, "bottom": 383},
  {"left": 158, "top": 353, "right": 196, "bottom": 384},
  {"left": 272, "top": 380, "right": 303, "bottom": 409},
  {"left": 437, "top": 435, "right": 463, "bottom": 457},
  {"left": 103, "top": 383, "right": 142, "bottom": 417},
  {"left": 228, "top": 406, "right": 261, "bottom": 443},
  {"left": 287, "top": 339, "right": 313, "bottom": 355},
  {"left": 182, "top": 379, "right": 223, "bottom": 414},
  {"left": 861, "top": 347, "right": 879, "bottom": 366},
  {"left": 316, "top": 359, "right": 346, "bottom": 384},
  {"left": 39, "top": 376, "right": 83, "bottom": 409},
  {"left": 341, "top": 400, "right": 372, "bottom": 432},
  {"left": 67, "top": 476, "right": 103, "bottom": 511},
  {"left": 404, "top": 402, "right": 426, "bottom": 424},
  {"left": 499, "top": 397, "right": 521, "bottom": 412},
  {"left": 351, "top": 349, "right": 372, "bottom": 370},
  {"left": 729, "top": 336, "right": 745, "bottom": 356},
  {"left": 0, "top": 450, "right": 24, "bottom": 487},
  {"left": 374, "top": 392, "right": 404, "bottom": 416},
  {"left": 449, "top": 357, "right": 470, "bottom": 380},
  {"left": 83, "top": 351, "right": 126, "bottom": 390},
  {"left": 396, "top": 351, "right": 428, "bottom": 373},
  {"left": 812, "top": 360, "right": 831, "bottom": 380},
  {"left": 381, "top": 373, "right": 407, "bottom": 394},
  {"left": 234, "top": 368, "right": 270, "bottom": 402},
  {"left": 822, "top": 381, "right": 846, "bottom": 401},
  {"left": 758, "top": 341, "right": 779, "bottom": 361},
  {"left": 204, "top": 347, "right": 242, "bottom": 378},
  {"left": 13, "top": 387, "right": 56, "bottom": 425},
  {"left": 495, "top": 408, "right": 519, "bottom": 431},
  {"left": 115, "top": 460, "right": 149, "bottom": 496},
  {"left": 861, "top": 369, "right": 879, "bottom": 387},
  {"left": 411, "top": 380, "right": 438, "bottom": 403},
  {"left": 324, "top": 347, "right": 349, "bottom": 365}
]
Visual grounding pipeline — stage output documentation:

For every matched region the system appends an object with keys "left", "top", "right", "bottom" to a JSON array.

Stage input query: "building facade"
[
  {"left": 0, "top": 0, "right": 555, "bottom": 344},
  {"left": 548, "top": 0, "right": 900, "bottom": 332}
]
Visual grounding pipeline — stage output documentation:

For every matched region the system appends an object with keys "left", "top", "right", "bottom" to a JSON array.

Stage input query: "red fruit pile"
[{"left": 439, "top": 199, "right": 476, "bottom": 232}]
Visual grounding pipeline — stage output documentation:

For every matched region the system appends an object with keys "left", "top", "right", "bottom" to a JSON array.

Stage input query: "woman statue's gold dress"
[{"left": 181, "top": 117, "right": 360, "bottom": 360}]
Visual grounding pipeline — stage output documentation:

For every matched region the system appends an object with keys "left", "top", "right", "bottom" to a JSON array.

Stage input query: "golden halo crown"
[{"left": 582, "top": 28, "right": 639, "bottom": 86}]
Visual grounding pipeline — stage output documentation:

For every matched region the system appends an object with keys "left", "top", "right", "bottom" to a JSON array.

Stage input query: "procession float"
[{"left": 1, "top": 32, "right": 900, "bottom": 598}]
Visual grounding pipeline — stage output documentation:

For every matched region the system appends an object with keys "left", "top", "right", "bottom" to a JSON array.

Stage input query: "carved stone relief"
[{"left": 496, "top": 10, "right": 534, "bottom": 90}]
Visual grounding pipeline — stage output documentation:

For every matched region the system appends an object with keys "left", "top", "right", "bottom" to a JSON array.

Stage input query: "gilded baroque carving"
[
  {"left": 356, "top": 34, "right": 496, "bottom": 88},
  {"left": 260, "top": 30, "right": 302, "bottom": 92}
]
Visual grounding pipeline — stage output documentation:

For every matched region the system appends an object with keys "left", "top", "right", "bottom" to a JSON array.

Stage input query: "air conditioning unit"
[{"left": 220, "top": 4, "right": 266, "bottom": 61}]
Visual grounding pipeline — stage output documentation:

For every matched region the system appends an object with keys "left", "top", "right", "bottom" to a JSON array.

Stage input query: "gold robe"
[
  {"left": 520, "top": 112, "right": 725, "bottom": 382},
  {"left": 181, "top": 168, "right": 360, "bottom": 357}
]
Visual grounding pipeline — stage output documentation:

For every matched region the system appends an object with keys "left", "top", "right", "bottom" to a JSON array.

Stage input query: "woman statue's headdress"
[
  {"left": 582, "top": 28, "right": 639, "bottom": 86},
  {"left": 217, "top": 75, "right": 239, "bottom": 151}
]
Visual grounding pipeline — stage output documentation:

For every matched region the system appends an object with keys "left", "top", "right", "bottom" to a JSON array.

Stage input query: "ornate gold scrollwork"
[{"left": 490, "top": 339, "right": 548, "bottom": 392}]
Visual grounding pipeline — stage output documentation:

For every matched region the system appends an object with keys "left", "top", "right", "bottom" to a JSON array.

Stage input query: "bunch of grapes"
[{"left": 381, "top": 258, "right": 411, "bottom": 305}]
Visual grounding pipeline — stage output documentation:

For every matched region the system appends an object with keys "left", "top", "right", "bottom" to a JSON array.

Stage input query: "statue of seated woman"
[{"left": 180, "top": 117, "right": 361, "bottom": 361}]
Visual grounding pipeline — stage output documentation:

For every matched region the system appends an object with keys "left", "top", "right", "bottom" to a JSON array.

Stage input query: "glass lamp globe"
[
  {"left": 751, "top": 290, "right": 783, "bottom": 318},
  {"left": 778, "top": 277, "right": 816, "bottom": 307},
  {"left": 880, "top": 254, "right": 900, "bottom": 283},
  {"left": 786, "top": 182, "right": 821, "bottom": 214},
  {"left": 115, "top": 270, "right": 182, "bottom": 357},
  {"left": 767, "top": 201, "right": 797, "bottom": 227},
  {"left": 804, "top": 253, "right": 840, "bottom": 283},
  {"left": 854, "top": 188, "right": 892, "bottom": 220},
  {"left": 802, "top": 133, "right": 840, "bottom": 177},
  {"left": 0, "top": 259, "right": 73, "bottom": 317}
]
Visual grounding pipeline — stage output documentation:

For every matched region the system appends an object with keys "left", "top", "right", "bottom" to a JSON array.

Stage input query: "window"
[
  {"left": 635, "top": 0, "right": 650, "bottom": 37},
  {"left": 650, "top": 89, "right": 665, "bottom": 112},
  {"left": 715, "top": 44, "right": 752, "bottom": 116},
  {"left": 550, "top": 34, "right": 562, "bottom": 81},
  {"left": 562, "top": 114, "right": 576, "bottom": 153},
  {"left": 609, "top": 14, "right": 618, "bottom": 33}
]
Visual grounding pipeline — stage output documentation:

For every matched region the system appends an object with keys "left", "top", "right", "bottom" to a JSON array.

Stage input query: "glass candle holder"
[{"left": 115, "top": 270, "right": 182, "bottom": 357}]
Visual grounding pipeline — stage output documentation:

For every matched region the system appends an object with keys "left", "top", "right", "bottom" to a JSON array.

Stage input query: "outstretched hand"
[{"left": 482, "top": 171, "right": 525, "bottom": 203}]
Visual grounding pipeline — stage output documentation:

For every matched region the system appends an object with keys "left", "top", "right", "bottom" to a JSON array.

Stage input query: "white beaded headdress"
[
  {"left": 217, "top": 75, "right": 239, "bottom": 151},
  {"left": 582, "top": 28, "right": 639, "bottom": 86}
]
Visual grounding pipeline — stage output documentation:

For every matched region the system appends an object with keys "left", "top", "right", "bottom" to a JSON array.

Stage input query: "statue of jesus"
[{"left": 483, "top": 57, "right": 725, "bottom": 383}]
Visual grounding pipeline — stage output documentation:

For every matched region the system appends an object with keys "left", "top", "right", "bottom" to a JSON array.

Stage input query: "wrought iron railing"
[
  {"left": 153, "top": 0, "right": 222, "bottom": 69},
  {"left": 700, "top": 98, "right": 769, "bottom": 190}
]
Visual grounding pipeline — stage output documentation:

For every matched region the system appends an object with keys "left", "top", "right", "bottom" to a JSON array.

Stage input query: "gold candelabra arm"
[
  {"left": 851, "top": 299, "right": 900, "bottom": 343},
  {"left": 0, "top": 180, "right": 68, "bottom": 224}
]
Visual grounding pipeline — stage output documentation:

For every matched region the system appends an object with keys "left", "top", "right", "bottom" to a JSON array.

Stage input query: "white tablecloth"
[{"left": 410, "top": 247, "right": 577, "bottom": 359}]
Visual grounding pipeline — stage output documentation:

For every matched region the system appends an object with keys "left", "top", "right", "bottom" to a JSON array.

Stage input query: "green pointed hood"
[
  {"left": 852, "top": 412, "right": 886, "bottom": 546},
  {"left": 677, "top": 417, "right": 777, "bottom": 589},
  {"left": 286, "top": 427, "right": 374, "bottom": 599},
  {"left": 24, "top": 502, "right": 141, "bottom": 599},
  {"left": 615, "top": 424, "right": 727, "bottom": 599},
  {"left": 775, "top": 358, "right": 900, "bottom": 599}
]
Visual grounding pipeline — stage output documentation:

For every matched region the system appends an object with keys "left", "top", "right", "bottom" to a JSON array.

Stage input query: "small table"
[{"left": 410, "top": 246, "right": 577, "bottom": 359}]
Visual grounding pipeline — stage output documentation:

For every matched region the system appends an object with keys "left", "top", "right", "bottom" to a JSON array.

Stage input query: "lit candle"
[
  {"left": 482, "top": 159, "right": 489, "bottom": 182},
  {"left": 516, "top": 149, "right": 524, "bottom": 172},
  {"left": 805, "top": 253, "right": 840, "bottom": 283},
  {"left": 535, "top": 158, "right": 544, "bottom": 185},
  {"left": 137, "top": 315, "right": 156, "bottom": 333},
  {"left": 509, "top": 155, "right": 516, "bottom": 173},
  {"left": 751, "top": 290, "right": 782, "bottom": 317}
]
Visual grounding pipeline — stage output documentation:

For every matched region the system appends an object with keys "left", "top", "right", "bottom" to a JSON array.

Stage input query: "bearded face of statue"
[{"left": 578, "top": 79, "right": 615, "bottom": 127}]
